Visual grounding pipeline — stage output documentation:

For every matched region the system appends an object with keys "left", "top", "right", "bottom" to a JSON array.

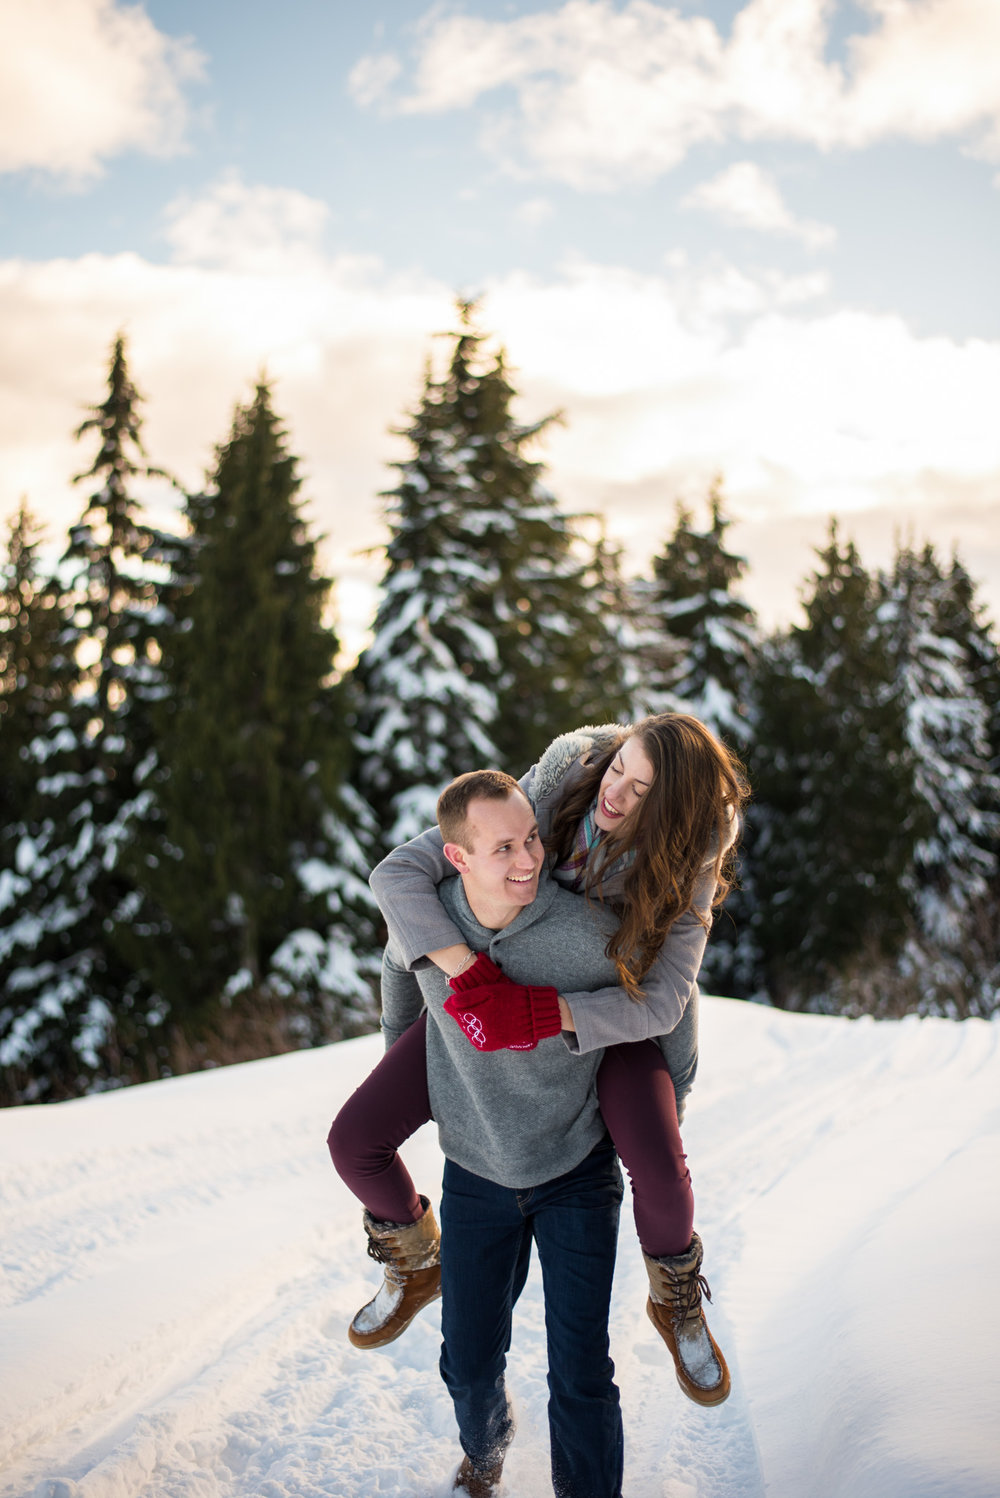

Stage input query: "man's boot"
[
  {"left": 348, "top": 1195, "right": 441, "bottom": 1349},
  {"left": 643, "top": 1232, "right": 731, "bottom": 1405},
  {"left": 453, "top": 1453, "right": 505, "bottom": 1496}
]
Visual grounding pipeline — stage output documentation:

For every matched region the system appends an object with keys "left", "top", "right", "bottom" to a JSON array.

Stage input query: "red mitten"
[
  {"left": 443, "top": 983, "right": 562, "bottom": 1052},
  {"left": 449, "top": 952, "right": 506, "bottom": 992}
]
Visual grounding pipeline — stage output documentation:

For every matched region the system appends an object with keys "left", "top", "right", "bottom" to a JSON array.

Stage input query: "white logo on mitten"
[{"left": 463, "top": 1013, "right": 487, "bottom": 1049}]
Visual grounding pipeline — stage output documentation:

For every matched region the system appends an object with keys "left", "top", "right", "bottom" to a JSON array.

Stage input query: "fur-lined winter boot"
[
  {"left": 643, "top": 1232, "right": 731, "bottom": 1405},
  {"left": 348, "top": 1195, "right": 441, "bottom": 1349},
  {"left": 453, "top": 1453, "right": 505, "bottom": 1496}
]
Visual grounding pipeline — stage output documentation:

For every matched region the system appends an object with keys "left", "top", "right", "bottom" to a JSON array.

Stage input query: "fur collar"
[{"left": 531, "top": 722, "right": 626, "bottom": 805}]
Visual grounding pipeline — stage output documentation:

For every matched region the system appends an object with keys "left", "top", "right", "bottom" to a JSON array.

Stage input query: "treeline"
[{"left": 2, "top": 306, "right": 998, "bottom": 1104}]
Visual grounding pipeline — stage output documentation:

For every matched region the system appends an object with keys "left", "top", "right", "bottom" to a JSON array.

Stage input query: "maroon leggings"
[{"left": 327, "top": 1013, "right": 694, "bottom": 1258}]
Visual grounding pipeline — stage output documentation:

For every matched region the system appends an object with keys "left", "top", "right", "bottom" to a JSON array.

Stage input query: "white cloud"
[
  {"left": 163, "top": 174, "right": 332, "bottom": 274},
  {"left": 682, "top": 161, "right": 835, "bottom": 249},
  {"left": 662, "top": 250, "right": 830, "bottom": 320},
  {"left": 514, "top": 196, "right": 556, "bottom": 227},
  {"left": 351, "top": 0, "right": 1000, "bottom": 187},
  {"left": 844, "top": 0, "right": 1000, "bottom": 154},
  {"left": 1, "top": 240, "right": 998, "bottom": 655},
  {"left": 0, "top": 0, "right": 204, "bottom": 180},
  {"left": 346, "top": 50, "right": 402, "bottom": 109},
  {"left": 388, "top": 1, "right": 729, "bottom": 186},
  {"left": 480, "top": 260, "right": 999, "bottom": 516}
]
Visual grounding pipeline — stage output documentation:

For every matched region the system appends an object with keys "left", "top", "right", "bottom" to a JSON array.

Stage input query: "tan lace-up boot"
[
  {"left": 348, "top": 1195, "right": 441, "bottom": 1349},
  {"left": 643, "top": 1232, "right": 731, "bottom": 1405},
  {"left": 453, "top": 1453, "right": 505, "bottom": 1496}
]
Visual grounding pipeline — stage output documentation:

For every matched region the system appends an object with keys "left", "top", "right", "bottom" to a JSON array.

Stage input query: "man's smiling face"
[{"left": 443, "top": 789, "right": 544, "bottom": 930}]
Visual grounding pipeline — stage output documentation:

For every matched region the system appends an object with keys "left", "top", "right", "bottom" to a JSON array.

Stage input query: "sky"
[
  {"left": 2, "top": 0, "right": 1000, "bottom": 659},
  {"left": 1, "top": 995, "right": 997, "bottom": 1497}
]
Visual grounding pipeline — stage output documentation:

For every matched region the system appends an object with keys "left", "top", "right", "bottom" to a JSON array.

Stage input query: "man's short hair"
[{"left": 437, "top": 770, "right": 527, "bottom": 850}]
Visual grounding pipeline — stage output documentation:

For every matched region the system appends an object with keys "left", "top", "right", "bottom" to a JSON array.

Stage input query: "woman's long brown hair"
[{"left": 546, "top": 714, "right": 750, "bottom": 1000}]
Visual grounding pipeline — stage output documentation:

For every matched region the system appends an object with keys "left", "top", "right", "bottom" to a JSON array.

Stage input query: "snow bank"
[{"left": 1, "top": 998, "right": 997, "bottom": 1497}]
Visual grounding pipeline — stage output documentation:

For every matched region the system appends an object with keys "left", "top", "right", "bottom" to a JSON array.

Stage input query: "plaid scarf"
[{"left": 553, "top": 800, "right": 635, "bottom": 893}]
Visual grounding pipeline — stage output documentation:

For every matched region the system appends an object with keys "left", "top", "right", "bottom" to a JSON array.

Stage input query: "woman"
[{"left": 328, "top": 713, "right": 748, "bottom": 1407}]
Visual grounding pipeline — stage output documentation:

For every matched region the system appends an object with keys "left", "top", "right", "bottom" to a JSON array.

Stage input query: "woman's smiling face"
[{"left": 594, "top": 735, "right": 655, "bottom": 833}]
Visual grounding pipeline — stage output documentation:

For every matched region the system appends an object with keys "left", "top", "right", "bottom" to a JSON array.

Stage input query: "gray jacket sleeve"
[
  {"left": 561, "top": 869, "right": 713, "bottom": 1055},
  {"left": 369, "top": 826, "right": 462, "bottom": 971},
  {"left": 379, "top": 942, "right": 427, "bottom": 1050}
]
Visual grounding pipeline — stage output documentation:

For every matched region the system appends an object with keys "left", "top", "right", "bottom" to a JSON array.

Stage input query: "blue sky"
[{"left": 2, "top": 0, "right": 999, "bottom": 654}]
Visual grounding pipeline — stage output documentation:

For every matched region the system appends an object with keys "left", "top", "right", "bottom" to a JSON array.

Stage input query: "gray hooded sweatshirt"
[{"left": 380, "top": 868, "right": 623, "bottom": 1188}]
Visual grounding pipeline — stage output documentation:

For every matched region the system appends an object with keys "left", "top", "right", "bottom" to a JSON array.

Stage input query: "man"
[{"left": 373, "top": 769, "right": 626, "bottom": 1498}]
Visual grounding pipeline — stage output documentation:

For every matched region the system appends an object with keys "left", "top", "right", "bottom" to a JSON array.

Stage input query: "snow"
[
  {"left": 0, "top": 867, "right": 27, "bottom": 915},
  {"left": 1, "top": 998, "right": 998, "bottom": 1498}
]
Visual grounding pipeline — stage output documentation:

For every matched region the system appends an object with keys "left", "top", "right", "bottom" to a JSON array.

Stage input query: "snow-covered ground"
[{"left": 1, "top": 997, "right": 998, "bottom": 1498}]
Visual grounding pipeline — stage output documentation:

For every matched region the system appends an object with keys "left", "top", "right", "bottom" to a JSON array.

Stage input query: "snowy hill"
[{"left": 1, "top": 997, "right": 997, "bottom": 1498}]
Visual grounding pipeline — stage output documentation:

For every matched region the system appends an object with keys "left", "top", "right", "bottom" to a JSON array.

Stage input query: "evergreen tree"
[
  {"left": 0, "top": 505, "right": 69, "bottom": 1101},
  {"left": 879, "top": 544, "right": 999, "bottom": 947},
  {"left": 936, "top": 552, "right": 1000, "bottom": 790},
  {"left": 0, "top": 340, "right": 175, "bottom": 1103},
  {"left": 626, "top": 484, "right": 759, "bottom": 995},
  {"left": 876, "top": 544, "right": 1000, "bottom": 1014},
  {"left": 750, "top": 525, "right": 916, "bottom": 1004},
  {"left": 62, "top": 335, "right": 174, "bottom": 735},
  {"left": 352, "top": 343, "right": 503, "bottom": 848},
  {"left": 584, "top": 526, "right": 646, "bottom": 721},
  {"left": 632, "top": 481, "right": 757, "bottom": 745},
  {"left": 0, "top": 502, "right": 65, "bottom": 806},
  {"left": 939, "top": 554, "right": 1000, "bottom": 1016},
  {"left": 355, "top": 303, "right": 628, "bottom": 847},
  {"left": 139, "top": 383, "right": 379, "bottom": 1063},
  {"left": 478, "top": 347, "right": 630, "bottom": 767}
]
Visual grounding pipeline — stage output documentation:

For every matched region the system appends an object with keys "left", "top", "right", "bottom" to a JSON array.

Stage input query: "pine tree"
[
  {"left": 633, "top": 481, "right": 757, "bottom": 745},
  {"left": 138, "top": 383, "right": 379, "bottom": 1063},
  {"left": 62, "top": 336, "right": 174, "bottom": 734},
  {"left": 750, "top": 525, "right": 916, "bottom": 1004},
  {"left": 477, "top": 346, "right": 630, "bottom": 766},
  {"left": 0, "top": 340, "right": 176, "bottom": 1102},
  {"left": 0, "top": 502, "right": 65, "bottom": 803},
  {"left": 879, "top": 544, "right": 999, "bottom": 948},
  {"left": 354, "top": 302, "right": 629, "bottom": 848},
  {"left": 584, "top": 526, "right": 645, "bottom": 721},
  {"left": 352, "top": 339, "right": 504, "bottom": 848},
  {"left": 625, "top": 484, "right": 759, "bottom": 995},
  {"left": 877, "top": 544, "right": 1000, "bottom": 1014},
  {"left": 937, "top": 553, "right": 1000, "bottom": 1016},
  {"left": 0, "top": 505, "right": 70, "bottom": 1101},
  {"left": 936, "top": 553, "right": 1000, "bottom": 791}
]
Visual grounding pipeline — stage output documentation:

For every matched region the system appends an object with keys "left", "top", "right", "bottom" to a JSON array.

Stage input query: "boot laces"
[
  {"left": 663, "top": 1264, "right": 713, "bottom": 1328},
  {"left": 366, "top": 1235, "right": 396, "bottom": 1265}
]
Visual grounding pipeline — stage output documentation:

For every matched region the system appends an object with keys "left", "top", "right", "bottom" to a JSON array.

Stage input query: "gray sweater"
[
  {"left": 370, "top": 725, "right": 713, "bottom": 1112},
  {"left": 380, "top": 870, "right": 622, "bottom": 1188}
]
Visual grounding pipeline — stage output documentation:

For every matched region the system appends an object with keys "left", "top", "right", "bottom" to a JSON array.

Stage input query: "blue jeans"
[{"left": 439, "top": 1140, "right": 624, "bottom": 1498}]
